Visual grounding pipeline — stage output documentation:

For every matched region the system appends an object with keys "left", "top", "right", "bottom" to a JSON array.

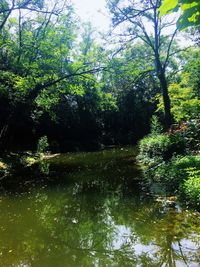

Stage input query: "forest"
[{"left": 0, "top": 0, "right": 200, "bottom": 266}]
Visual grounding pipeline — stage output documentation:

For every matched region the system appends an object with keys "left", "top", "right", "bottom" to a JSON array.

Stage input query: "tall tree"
[
  {"left": 107, "top": 0, "right": 180, "bottom": 127},
  {"left": 0, "top": 2, "right": 100, "bottom": 149},
  {"left": 0, "top": 0, "right": 66, "bottom": 31}
]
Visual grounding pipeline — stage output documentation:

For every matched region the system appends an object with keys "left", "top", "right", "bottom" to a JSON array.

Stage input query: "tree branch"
[
  {"left": 163, "top": 28, "right": 178, "bottom": 69},
  {"left": 0, "top": 0, "right": 15, "bottom": 31},
  {"left": 29, "top": 67, "right": 106, "bottom": 99}
]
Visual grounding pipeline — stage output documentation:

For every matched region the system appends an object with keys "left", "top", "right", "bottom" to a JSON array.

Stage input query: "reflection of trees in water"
[
  {"left": 131, "top": 205, "right": 200, "bottom": 267},
  {"left": 0, "top": 180, "right": 199, "bottom": 266}
]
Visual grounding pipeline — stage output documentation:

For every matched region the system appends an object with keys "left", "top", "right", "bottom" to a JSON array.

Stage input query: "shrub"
[
  {"left": 150, "top": 115, "right": 163, "bottom": 135},
  {"left": 182, "top": 168, "right": 200, "bottom": 207},
  {"left": 138, "top": 134, "right": 170, "bottom": 164},
  {"left": 37, "top": 136, "right": 49, "bottom": 154},
  {"left": 153, "top": 158, "right": 184, "bottom": 189},
  {"left": 183, "top": 118, "right": 200, "bottom": 152},
  {"left": 137, "top": 133, "right": 186, "bottom": 167},
  {"left": 137, "top": 119, "right": 200, "bottom": 208},
  {"left": 20, "top": 156, "right": 37, "bottom": 167},
  {"left": 176, "top": 154, "right": 200, "bottom": 169},
  {"left": 153, "top": 155, "right": 200, "bottom": 192}
]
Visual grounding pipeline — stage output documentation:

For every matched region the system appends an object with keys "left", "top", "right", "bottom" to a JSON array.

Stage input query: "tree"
[
  {"left": 0, "top": 7, "right": 117, "bottom": 151},
  {"left": 0, "top": 0, "right": 66, "bottom": 32},
  {"left": 156, "top": 47, "right": 200, "bottom": 121},
  {"left": 107, "top": 0, "right": 182, "bottom": 127},
  {"left": 101, "top": 43, "right": 160, "bottom": 141}
]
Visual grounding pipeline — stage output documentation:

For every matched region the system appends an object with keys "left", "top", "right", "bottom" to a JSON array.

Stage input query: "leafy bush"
[
  {"left": 176, "top": 154, "right": 200, "bottom": 169},
  {"left": 153, "top": 155, "right": 200, "bottom": 192},
  {"left": 183, "top": 118, "right": 200, "bottom": 152},
  {"left": 152, "top": 158, "right": 184, "bottom": 189},
  {"left": 156, "top": 74, "right": 200, "bottom": 122},
  {"left": 37, "top": 136, "right": 49, "bottom": 154},
  {"left": 138, "top": 126, "right": 200, "bottom": 208},
  {"left": 150, "top": 115, "right": 163, "bottom": 135},
  {"left": 137, "top": 133, "right": 185, "bottom": 167},
  {"left": 182, "top": 168, "right": 200, "bottom": 207},
  {"left": 138, "top": 134, "right": 170, "bottom": 164},
  {"left": 20, "top": 156, "right": 37, "bottom": 167}
]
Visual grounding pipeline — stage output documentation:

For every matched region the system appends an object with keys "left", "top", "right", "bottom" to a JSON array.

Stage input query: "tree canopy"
[{"left": 0, "top": 0, "right": 199, "bottom": 152}]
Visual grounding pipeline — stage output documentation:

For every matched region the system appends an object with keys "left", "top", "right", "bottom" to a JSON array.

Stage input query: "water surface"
[{"left": 0, "top": 148, "right": 199, "bottom": 266}]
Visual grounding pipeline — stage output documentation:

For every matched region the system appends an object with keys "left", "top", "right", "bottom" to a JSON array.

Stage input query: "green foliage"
[
  {"left": 0, "top": 1, "right": 121, "bottom": 151},
  {"left": 37, "top": 136, "right": 49, "bottom": 154},
  {"left": 137, "top": 132, "right": 187, "bottom": 192},
  {"left": 20, "top": 155, "right": 37, "bottom": 168},
  {"left": 157, "top": 69, "right": 200, "bottom": 122},
  {"left": 183, "top": 118, "right": 200, "bottom": 152},
  {"left": 183, "top": 48, "right": 200, "bottom": 98},
  {"left": 150, "top": 115, "right": 163, "bottom": 135},
  {"left": 176, "top": 154, "right": 200, "bottom": 169},
  {"left": 170, "top": 84, "right": 200, "bottom": 122},
  {"left": 150, "top": 157, "right": 184, "bottom": 188},
  {"left": 153, "top": 155, "right": 200, "bottom": 196},
  {"left": 0, "top": 160, "right": 8, "bottom": 178},
  {"left": 159, "top": 0, "right": 200, "bottom": 30},
  {"left": 183, "top": 167, "right": 200, "bottom": 206},
  {"left": 138, "top": 123, "right": 200, "bottom": 207},
  {"left": 138, "top": 134, "right": 170, "bottom": 165},
  {"left": 137, "top": 133, "right": 185, "bottom": 167}
]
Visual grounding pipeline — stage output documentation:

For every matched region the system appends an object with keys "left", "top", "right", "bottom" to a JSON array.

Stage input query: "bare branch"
[
  {"left": 0, "top": 0, "right": 63, "bottom": 31},
  {"left": 168, "top": 45, "right": 195, "bottom": 57},
  {"left": 113, "top": 5, "right": 153, "bottom": 28}
]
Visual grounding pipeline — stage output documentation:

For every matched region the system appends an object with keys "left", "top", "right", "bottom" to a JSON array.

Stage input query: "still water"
[{"left": 0, "top": 148, "right": 199, "bottom": 267}]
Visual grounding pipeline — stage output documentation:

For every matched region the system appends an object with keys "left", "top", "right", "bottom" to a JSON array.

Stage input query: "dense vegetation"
[
  {"left": 137, "top": 118, "right": 200, "bottom": 207},
  {"left": 0, "top": 0, "right": 199, "bottom": 207}
]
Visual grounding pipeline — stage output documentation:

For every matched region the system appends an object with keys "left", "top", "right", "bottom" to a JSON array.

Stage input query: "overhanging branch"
[{"left": 29, "top": 67, "right": 106, "bottom": 99}]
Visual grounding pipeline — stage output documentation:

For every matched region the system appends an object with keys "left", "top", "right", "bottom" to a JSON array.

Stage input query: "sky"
[
  {"left": 71, "top": 0, "right": 111, "bottom": 32},
  {"left": 71, "top": 0, "right": 192, "bottom": 48}
]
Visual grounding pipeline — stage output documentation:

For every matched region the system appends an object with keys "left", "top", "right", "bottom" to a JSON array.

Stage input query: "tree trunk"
[
  {"left": 0, "top": 121, "right": 9, "bottom": 151},
  {"left": 155, "top": 53, "right": 172, "bottom": 129},
  {"left": 158, "top": 71, "right": 172, "bottom": 129},
  {"left": 152, "top": 4, "right": 173, "bottom": 129}
]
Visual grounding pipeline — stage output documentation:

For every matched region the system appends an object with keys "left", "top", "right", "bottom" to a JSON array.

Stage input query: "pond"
[{"left": 0, "top": 148, "right": 199, "bottom": 266}]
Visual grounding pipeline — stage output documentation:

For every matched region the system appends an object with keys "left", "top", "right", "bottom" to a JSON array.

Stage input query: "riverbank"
[
  {"left": 1, "top": 137, "right": 200, "bottom": 210},
  {"left": 0, "top": 147, "right": 140, "bottom": 192},
  {"left": 137, "top": 119, "right": 200, "bottom": 210}
]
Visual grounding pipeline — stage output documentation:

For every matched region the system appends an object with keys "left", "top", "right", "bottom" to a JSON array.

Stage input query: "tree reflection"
[{"left": 0, "top": 151, "right": 199, "bottom": 266}]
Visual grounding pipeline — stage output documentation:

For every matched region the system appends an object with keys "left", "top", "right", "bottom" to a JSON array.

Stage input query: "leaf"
[
  {"left": 178, "top": 6, "right": 200, "bottom": 29},
  {"left": 181, "top": 2, "right": 198, "bottom": 11},
  {"left": 160, "top": 0, "right": 200, "bottom": 29},
  {"left": 159, "top": 0, "right": 178, "bottom": 16}
]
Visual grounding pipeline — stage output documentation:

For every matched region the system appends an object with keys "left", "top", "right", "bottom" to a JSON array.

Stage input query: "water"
[{"left": 0, "top": 148, "right": 199, "bottom": 267}]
